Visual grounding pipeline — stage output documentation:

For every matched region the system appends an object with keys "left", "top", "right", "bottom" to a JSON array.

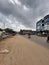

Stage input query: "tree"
[{"left": 5, "top": 28, "right": 16, "bottom": 35}]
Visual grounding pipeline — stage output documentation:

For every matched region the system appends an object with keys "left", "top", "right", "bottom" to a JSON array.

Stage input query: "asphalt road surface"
[{"left": 0, "top": 34, "right": 49, "bottom": 65}]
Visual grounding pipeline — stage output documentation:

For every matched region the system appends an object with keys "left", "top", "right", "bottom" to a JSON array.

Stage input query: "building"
[
  {"left": 44, "top": 15, "right": 49, "bottom": 31},
  {"left": 32, "top": 31, "right": 37, "bottom": 35},
  {"left": 36, "top": 15, "right": 49, "bottom": 35},
  {"left": 19, "top": 29, "right": 32, "bottom": 35},
  {"left": 36, "top": 19, "right": 44, "bottom": 34}
]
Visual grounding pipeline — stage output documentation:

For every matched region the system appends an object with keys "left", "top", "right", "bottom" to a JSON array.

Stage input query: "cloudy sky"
[{"left": 0, "top": 0, "right": 49, "bottom": 31}]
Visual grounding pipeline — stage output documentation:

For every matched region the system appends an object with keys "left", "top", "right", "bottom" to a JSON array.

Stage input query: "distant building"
[
  {"left": 20, "top": 29, "right": 32, "bottom": 35},
  {"left": 32, "top": 31, "right": 37, "bottom": 35}
]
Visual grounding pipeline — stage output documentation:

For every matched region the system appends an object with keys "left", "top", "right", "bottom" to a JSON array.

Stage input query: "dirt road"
[
  {"left": 24, "top": 35, "right": 49, "bottom": 49},
  {"left": 0, "top": 34, "right": 49, "bottom": 65}
]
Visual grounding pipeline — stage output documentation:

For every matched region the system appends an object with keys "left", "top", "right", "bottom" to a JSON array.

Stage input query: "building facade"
[
  {"left": 36, "top": 15, "right": 49, "bottom": 34},
  {"left": 20, "top": 29, "right": 32, "bottom": 35},
  {"left": 44, "top": 15, "right": 49, "bottom": 31}
]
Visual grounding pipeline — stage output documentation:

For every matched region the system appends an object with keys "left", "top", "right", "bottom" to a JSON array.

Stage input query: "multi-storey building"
[
  {"left": 36, "top": 19, "right": 44, "bottom": 34},
  {"left": 36, "top": 15, "right": 49, "bottom": 34},
  {"left": 44, "top": 15, "right": 49, "bottom": 31}
]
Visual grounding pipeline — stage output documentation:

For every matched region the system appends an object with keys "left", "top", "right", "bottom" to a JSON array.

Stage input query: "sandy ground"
[{"left": 0, "top": 34, "right": 49, "bottom": 65}]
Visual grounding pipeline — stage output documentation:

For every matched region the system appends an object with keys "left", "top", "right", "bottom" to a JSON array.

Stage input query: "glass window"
[{"left": 45, "top": 18, "right": 49, "bottom": 22}]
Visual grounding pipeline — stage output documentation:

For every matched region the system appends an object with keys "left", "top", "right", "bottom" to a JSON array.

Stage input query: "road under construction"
[{"left": 0, "top": 34, "right": 49, "bottom": 65}]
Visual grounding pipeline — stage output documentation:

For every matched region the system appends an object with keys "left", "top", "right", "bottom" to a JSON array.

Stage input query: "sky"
[{"left": 0, "top": 0, "right": 49, "bottom": 31}]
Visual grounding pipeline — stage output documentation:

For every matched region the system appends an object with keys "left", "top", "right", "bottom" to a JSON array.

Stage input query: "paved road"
[
  {"left": 0, "top": 34, "right": 49, "bottom": 65},
  {"left": 23, "top": 35, "right": 49, "bottom": 49}
]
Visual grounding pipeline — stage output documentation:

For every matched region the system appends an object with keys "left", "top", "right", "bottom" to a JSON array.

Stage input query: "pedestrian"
[
  {"left": 47, "top": 34, "right": 49, "bottom": 43},
  {"left": 28, "top": 33, "right": 31, "bottom": 38}
]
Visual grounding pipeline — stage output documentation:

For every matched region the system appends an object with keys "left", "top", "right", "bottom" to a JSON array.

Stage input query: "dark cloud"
[
  {"left": 19, "top": 0, "right": 49, "bottom": 16},
  {"left": 0, "top": 0, "right": 49, "bottom": 31}
]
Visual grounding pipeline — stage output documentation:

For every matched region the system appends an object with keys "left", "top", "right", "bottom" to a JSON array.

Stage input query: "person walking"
[{"left": 47, "top": 32, "right": 49, "bottom": 43}]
